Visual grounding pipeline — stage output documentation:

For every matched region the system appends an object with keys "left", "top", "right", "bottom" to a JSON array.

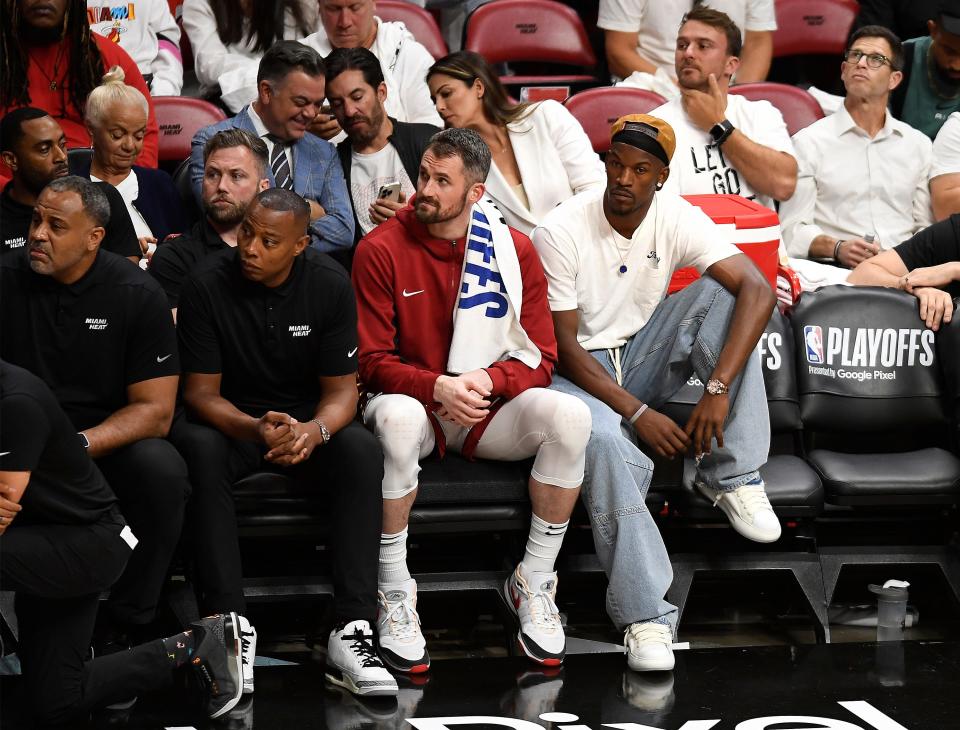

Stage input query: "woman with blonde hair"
[
  {"left": 81, "top": 67, "right": 186, "bottom": 257},
  {"left": 426, "top": 51, "right": 604, "bottom": 235}
]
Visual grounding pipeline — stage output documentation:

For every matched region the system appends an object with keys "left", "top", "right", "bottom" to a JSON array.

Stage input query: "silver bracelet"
[
  {"left": 833, "top": 239, "right": 846, "bottom": 261},
  {"left": 628, "top": 404, "right": 648, "bottom": 424}
]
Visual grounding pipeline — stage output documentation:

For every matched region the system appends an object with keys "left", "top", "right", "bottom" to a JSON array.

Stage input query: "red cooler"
[{"left": 669, "top": 194, "right": 780, "bottom": 294}]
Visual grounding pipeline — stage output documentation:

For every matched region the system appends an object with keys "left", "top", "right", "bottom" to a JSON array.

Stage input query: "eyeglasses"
[{"left": 843, "top": 49, "right": 894, "bottom": 69}]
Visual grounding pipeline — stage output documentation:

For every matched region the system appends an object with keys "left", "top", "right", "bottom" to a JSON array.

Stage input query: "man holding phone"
[{"left": 326, "top": 48, "right": 440, "bottom": 243}]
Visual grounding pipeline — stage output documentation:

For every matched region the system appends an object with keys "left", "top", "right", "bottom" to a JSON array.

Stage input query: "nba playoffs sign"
[
  {"left": 407, "top": 699, "right": 911, "bottom": 729},
  {"left": 801, "top": 325, "right": 936, "bottom": 384}
]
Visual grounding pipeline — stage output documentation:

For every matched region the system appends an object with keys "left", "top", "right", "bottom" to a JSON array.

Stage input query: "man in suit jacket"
[{"left": 190, "top": 41, "right": 355, "bottom": 254}]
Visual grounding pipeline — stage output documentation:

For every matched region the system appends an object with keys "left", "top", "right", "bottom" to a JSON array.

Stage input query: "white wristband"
[{"left": 628, "top": 404, "right": 648, "bottom": 424}]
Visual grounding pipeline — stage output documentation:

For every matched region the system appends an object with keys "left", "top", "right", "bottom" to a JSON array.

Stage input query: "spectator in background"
[
  {"left": 0, "top": 0, "right": 159, "bottom": 176},
  {"left": 81, "top": 68, "right": 186, "bottom": 257},
  {"left": 851, "top": 0, "right": 941, "bottom": 45},
  {"left": 599, "top": 0, "right": 776, "bottom": 91},
  {"left": 182, "top": 0, "right": 319, "bottom": 111},
  {"left": 848, "top": 215, "right": 959, "bottom": 330},
  {"left": 0, "top": 108, "right": 140, "bottom": 261},
  {"left": 426, "top": 51, "right": 605, "bottom": 236},
  {"left": 931, "top": 111, "right": 960, "bottom": 220},
  {"left": 301, "top": 0, "right": 443, "bottom": 143},
  {"left": 651, "top": 7, "right": 796, "bottom": 209},
  {"left": 1, "top": 176, "right": 191, "bottom": 694},
  {"left": 151, "top": 129, "right": 269, "bottom": 316},
  {"left": 190, "top": 41, "right": 355, "bottom": 254},
  {"left": 326, "top": 47, "right": 439, "bottom": 242},
  {"left": 86, "top": 0, "right": 184, "bottom": 96},
  {"left": 780, "top": 26, "right": 933, "bottom": 267},
  {"left": 890, "top": 6, "right": 960, "bottom": 139}
]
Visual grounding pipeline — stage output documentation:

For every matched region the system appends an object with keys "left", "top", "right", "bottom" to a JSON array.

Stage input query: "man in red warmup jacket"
[{"left": 352, "top": 128, "right": 591, "bottom": 675}]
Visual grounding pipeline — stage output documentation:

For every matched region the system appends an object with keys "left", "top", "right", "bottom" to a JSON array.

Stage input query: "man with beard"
[
  {"left": 325, "top": 47, "right": 439, "bottom": 243},
  {"left": 649, "top": 7, "right": 797, "bottom": 210},
  {"left": 151, "top": 129, "right": 270, "bottom": 317},
  {"left": 532, "top": 114, "right": 777, "bottom": 673},
  {"left": 1, "top": 107, "right": 140, "bottom": 260},
  {"left": 891, "top": 5, "right": 960, "bottom": 140},
  {"left": 352, "top": 128, "right": 591, "bottom": 673}
]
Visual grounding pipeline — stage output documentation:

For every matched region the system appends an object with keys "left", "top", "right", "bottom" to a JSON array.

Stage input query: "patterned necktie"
[{"left": 267, "top": 135, "right": 293, "bottom": 190}]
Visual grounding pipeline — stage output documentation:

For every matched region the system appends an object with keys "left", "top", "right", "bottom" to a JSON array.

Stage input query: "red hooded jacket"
[{"left": 352, "top": 202, "right": 558, "bottom": 457}]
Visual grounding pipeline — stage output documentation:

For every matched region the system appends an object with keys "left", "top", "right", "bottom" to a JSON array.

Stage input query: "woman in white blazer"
[{"left": 427, "top": 52, "right": 605, "bottom": 236}]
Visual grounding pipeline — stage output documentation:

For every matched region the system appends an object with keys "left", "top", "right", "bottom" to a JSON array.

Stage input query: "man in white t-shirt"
[
  {"left": 599, "top": 0, "right": 776, "bottom": 86},
  {"left": 325, "top": 47, "right": 439, "bottom": 243},
  {"left": 532, "top": 114, "right": 778, "bottom": 674},
  {"left": 931, "top": 111, "right": 960, "bottom": 221},
  {"left": 651, "top": 7, "right": 797, "bottom": 210}
]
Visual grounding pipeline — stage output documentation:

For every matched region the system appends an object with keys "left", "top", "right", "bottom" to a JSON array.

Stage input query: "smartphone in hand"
[{"left": 378, "top": 182, "right": 402, "bottom": 203}]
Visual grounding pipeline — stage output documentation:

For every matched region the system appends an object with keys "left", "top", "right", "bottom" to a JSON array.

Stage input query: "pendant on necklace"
[
  {"left": 49, "top": 81, "right": 57, "bottom": 91},
  {"left": 619, "top": 265, "right": 628, "bottom": 275}
]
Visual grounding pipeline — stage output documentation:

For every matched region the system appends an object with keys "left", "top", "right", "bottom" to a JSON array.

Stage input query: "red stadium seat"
[
  {"left": 376, "top": 0, "right": 448, "bottom": 60},
  {"left": 464, "top": 0, "right": 597, "bottom": 86},
  {"left": 564, "top": 87, "right": 666, "bottom": 154},
  {"left": 153, "top": 97, "right": 226, "bottom": 164},
  {"left": 729, "top": 82, "right": 825, "bottom": 136},
  {"left": 772, "top": 0, "right": 858, "bottom": 58}
]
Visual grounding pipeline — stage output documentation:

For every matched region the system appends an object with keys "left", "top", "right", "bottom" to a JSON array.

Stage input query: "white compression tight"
[{"left": 364, "top": 388, "right": 592, "bottom": 500}]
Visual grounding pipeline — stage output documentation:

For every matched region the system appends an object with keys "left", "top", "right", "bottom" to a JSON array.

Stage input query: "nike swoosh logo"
[
  {"left": 347, "top": 347, "right": 358, "bottom": 357},
  {"left": 0, "top": 452, "right": 9, "bottom": 457},
  {"left": 157, "top": 354, "right": 173, "bottom": 363},
  {"left": 402, "top": 289, "right": 424, "bottom": 297}
]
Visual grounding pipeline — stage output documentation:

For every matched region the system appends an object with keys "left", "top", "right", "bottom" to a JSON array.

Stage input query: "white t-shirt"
[
  {"left": 652, "top": 94, "right": 795, "bottom": 210},
  {"left": 598, "top": 0, "right": 777, "bottom": 80},
  {"left": 532, "top": 189, "right": 740, "bottom": 351},
  {"left": 350, "top": 144, "right": 415, "bottom": 236},
  {"left": 931, "top": 111, "right": 960, "bottom": 180},
  {"left": 91, "top": 171, "right": 153, "bottom": 239}
]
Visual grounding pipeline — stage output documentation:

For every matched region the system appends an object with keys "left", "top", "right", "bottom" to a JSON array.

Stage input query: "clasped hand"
[
  {"left": 258, "top": 411, "right": 318, "bottom": 466},
  {"left": 433, "top": 370, "right": 494, "bottom": 428},
  {"left": 632, "top": 393, "right": 730, "bottom": 460}
]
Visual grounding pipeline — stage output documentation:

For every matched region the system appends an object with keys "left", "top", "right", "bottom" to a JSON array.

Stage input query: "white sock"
[
  {"left": 379, "top": 528, "right": 411, "bottom": 586},
  {"left": 520, "top": 514, "right": 569, "bottom": 576}
]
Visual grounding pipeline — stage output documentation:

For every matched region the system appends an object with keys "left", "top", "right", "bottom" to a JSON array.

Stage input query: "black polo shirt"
[
  {"left": 0, "top": 359, "right": 119, "bottom": 526},
  {"left": 178, "top": 247, "right": 357, "bottom": 423},
  {"left": 0, "top": 181, "right": 141, "bottom": 260},
  {"left": 0, "top": 250, "right": 179, "bottom": 431},
  {"left": 149, "top": 218, "right": 230, "bottom": 309},
  {"left": 895, "top": 214, "right": 960, "bottom": 298}
]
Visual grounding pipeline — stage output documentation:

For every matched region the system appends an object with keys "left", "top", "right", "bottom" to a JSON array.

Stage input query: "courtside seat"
[
  {"left": 808, "top": 449, "right": 960, "bottom": 504},
  {"left": 376, "top": 0, "right": 447, "bottom": 59},
  {"left": 154, "top": 97, "right": 226, "bottom": 168},
  {"left": 936, "top": 297, "right": 960, "bottom": 449},
  {"left": 564, "top": 87, "right": 667, "bottom": 154},
  {"left": 464, "top": 0, "right": 598, "bottom": 87},
  {"left": 728, "top": 82, "right": 824, "bottom": 137}
]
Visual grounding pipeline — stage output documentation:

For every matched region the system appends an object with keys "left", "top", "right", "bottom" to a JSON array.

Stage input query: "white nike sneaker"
[
  {"left": 377, "top": 579, "right": 430, "bottom": 674},
  {"left": 326, "top": 620, "right": 399, "bottom": 697},
  {"left": 624, "top": 621, "right": 675, "bottom": 672},
  {"left": 697, "top": 478, "right": 782, "bottom": 543},
  {"left": 502, "top": 564, "right": 565, "bottom": 666},
  {"left": 237, "top": 615, "right": 257, "bottom": 694}
]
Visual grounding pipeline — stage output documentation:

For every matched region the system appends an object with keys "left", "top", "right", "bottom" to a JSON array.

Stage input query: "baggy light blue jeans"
[{"left": 549, "top": 277, "right": 770, "bottom": 631}]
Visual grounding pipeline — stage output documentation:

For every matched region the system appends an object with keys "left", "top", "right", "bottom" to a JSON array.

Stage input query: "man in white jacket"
[{"left": 86, "top": 0, "right": 183, "bottom": 96}]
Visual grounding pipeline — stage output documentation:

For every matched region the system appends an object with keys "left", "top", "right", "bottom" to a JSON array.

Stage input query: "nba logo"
[{"left": 804, "top": 325, "right": 824, "bottom": 364}]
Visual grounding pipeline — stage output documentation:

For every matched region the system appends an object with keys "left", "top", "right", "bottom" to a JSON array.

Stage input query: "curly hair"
[{"left": 0, "top": 0, "right": 105, "bottom": 115}]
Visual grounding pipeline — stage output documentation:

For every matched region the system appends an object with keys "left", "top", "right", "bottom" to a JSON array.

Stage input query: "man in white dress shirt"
[
  {"left": 650, "top": 6, "right": 796, "bottom": 210},
  {"left": 930, "top": 111, "right": 960, "bottom": 221},
  {"left": 599, "top": 0, "right": 776, "bottom": 86},
  {"left": 304, "top": 0, "right": 443, "bottom": 142},
  {"left": 780, "top": 25, "right": 934, "bottom": 268}
]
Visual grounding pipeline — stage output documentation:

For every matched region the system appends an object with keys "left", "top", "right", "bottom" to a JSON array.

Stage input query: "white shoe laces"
[
  {"left": 515, "top": 573, "right": 561, "bottom": 632},
  {"left": 625, "top": 622, "right": 672, "bottom": 648},
  {"left": 382, "top": 594, "right": 422, "bottom": 641},
  {"left": 730, "top": 485, "right": 773, "bottom": 519}
]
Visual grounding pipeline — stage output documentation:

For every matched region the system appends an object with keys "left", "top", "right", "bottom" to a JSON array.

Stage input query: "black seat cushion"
[
  {"left": 809, "top": 447, "right": 960, "bottom": 503},
  {"left": 679, "top": 454, "right": 823, "bottom": 516}
]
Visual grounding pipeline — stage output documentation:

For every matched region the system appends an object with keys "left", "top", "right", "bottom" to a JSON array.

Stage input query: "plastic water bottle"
[{"left": 868, "top": 580, "right": 910, "bottom": 641}]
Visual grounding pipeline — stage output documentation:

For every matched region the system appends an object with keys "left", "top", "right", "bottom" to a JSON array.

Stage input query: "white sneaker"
[
  {"left": 326, "top": 620, "right": 399, "bottom": 697},
  {"left": 624, "top": 621, "right": 675, "bottom": 672},
  {"left": 696, "top": 478, "right": 782, "bottom": 543},
  {"left": 377, "top": 579, "right": 430, "bottom": 674},
  {"left": 502, "top": 564, "right": 565, "bottom": 666},
  {"left": 237, "top": 615, "right": 257, "bottom": 694}
]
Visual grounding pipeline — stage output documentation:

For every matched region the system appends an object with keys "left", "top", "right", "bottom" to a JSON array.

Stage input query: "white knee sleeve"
[
  {"left": 364, "top": 394, "right": 434, "bottom": 499},
  {"left": 531, "top": 394, "right": 592, "bottom": 488}
]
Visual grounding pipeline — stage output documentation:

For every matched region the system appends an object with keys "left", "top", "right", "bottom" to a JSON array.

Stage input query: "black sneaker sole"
[
  {"left": 379, "top": 645, "right": 430, "bottom": 674},
  {"left": 500, "top": 576, "right": 565, "bottom": 667}
]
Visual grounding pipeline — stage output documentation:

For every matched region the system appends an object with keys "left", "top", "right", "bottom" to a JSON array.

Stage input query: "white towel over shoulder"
[{"left": 446, "top": 197, "right": 541, "bottom": 375}]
